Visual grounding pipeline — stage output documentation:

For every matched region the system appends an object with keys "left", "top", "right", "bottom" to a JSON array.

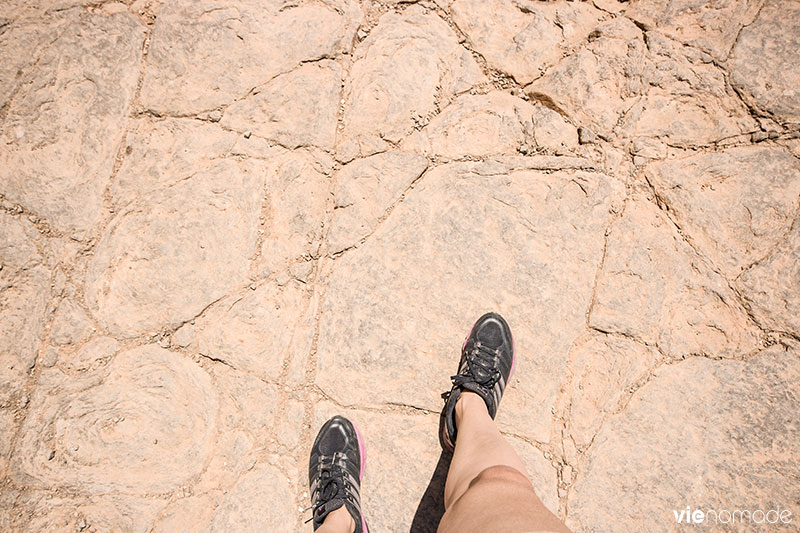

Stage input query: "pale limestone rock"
[
  {"left": 113, "top": 118, "right": 328, "bottom": 281},
  {"left": 630, "top": 137, "right": 667, "bottom": 160},
  {"left": 0, "top": 485, "right": 21, "bottom": 529},
  {"left": 626, "top": 0, "right": 764, "bottom": 60},
  {"left": 39, "top": 347, "right": 59, "bottom": 368},
  {"left": 1, "top": 0, "right": 120, "bottom": 19},
  {"left": 185, "top": 364, "right": 284, "bottom": 498},
  {"left": 87, "top": 158, "right": 265, "bottom": 337},
  {"left": 450, "top": 0, "right": 603, "bottom": 84},
  {"left": 532, "top": 105, "right": 579, "bottom": 154},
  {"left": 289, "top": 259, "right": 314, "bottom": 283},
  {"left": 49, "top": 298, "right": 93, "bottom": 345},
  {"left": 11, "top": 492, "right": 165, "bottom": 533},
  {"left": 186, "top": 280, "right": 311, "bottom": 383},
  {"left": 285, "top": 287, "right": 318, "bottom": 387},
  {"left": 221, "top": 60, "right": 342, "bottom": 150},
  {"left": 112, "top": 118, "right": 241, "bottom": 208},
  {"left": 171, "top": 323, "right": 195, "bottom": 348},
  {"left": 0, "top": 216, "right": 50, "bottom": 410},
  {"left": 151, "top": 492, "right": 218, "bottom": 533},
  {"left": 203, "top": 463, "right": 297, "bottom": 532},
  {"left": 12, "top": 345, "right": 218, "bottom": 494},
  {"left": 337, "top": 5, "right": 486, "bottom": 161},
  {"left": 0, "top": 212, "right": 42, "bottom": 280},
  {"left": 526, "top": 18, "right": 647, "bottom": 139},
  {"left": 645, "top": 146, "right": 800, "bottom": 277},
  {"left": 60, "top": 336, "right": 119, "bottom": 374},
  {"left": 141, "top": 0, "right": 359, "bottom": 115},
  {"left": 257, "top": 151, "right": 330, "bottom": 275},
  {"left": 317, "top": 157, "right": 624, "bottom": 443},
  {"left": 622, "top": 32, "right": 756, "bottom": 146},
  {"left": 401, "top": 92, "right": 536, "bottom": 159},
  {"left": 728, "top": 0, "right": 800, "bottom": 124},
  {"left": 780, "top": 137, "right": 800, "bottom": 159},
  {"left": 0, "top": 11, "right": 144, "bottom": 234},
  {"left": 0, "top": 21, "right": 55, "bottom": 111},
  {"left": 739, "top": 220, "right": 800, "bottom": 337},
  {"left": 567, "top": 348, "right": 800, "bottom": 531},
  {"left": 329, "top": 151, "right": 428, "bottom": 254},
  {"left": 0, "top": 408, "right": 15, "bottom": 478},
  {"left": 210, "top": 365, "right": 280, "bottom": 441},
  {"left": 560, "top": 331, "right": 659, "bottom": 446},
  {"left": 276, "top": 399, "right": 305, "bottom": 450},
  {"left": 590, "top": 199, "right": 761, "bottom": 359},
  {"left": 592, "top": 0, "right": 626, "bottom": 13}
]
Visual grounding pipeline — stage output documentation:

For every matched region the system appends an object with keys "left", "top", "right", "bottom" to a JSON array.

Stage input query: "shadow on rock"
[{"left": 410, "top": 449, "right": 453, "bottom": 533}]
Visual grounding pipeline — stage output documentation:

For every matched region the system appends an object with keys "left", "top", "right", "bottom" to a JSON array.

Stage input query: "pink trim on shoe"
[
  {"left": 461, "top": 324, "right": 475, "bottom": 352},
  {"left": 353, "top": 423, "right": 366, "bottom": 480},
  {"left": 352, "top": 423, "right": 368, "bottom": 533},
  {"left": 509, "top": 337, "right": 516, "bottom": 380}
]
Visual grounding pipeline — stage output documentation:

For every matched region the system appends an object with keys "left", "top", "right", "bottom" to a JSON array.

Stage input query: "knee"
[{"left": 468, "top": 465, "right": 533, "bottom": 491}]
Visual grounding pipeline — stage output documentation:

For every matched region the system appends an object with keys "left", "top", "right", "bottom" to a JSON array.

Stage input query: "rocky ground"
[{"left": 1, "top": 0, "right": 799, "bottom": 531}]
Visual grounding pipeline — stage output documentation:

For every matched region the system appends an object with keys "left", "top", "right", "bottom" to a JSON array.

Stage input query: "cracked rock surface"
[{"left": 0, "top": 0, "right": 798, "bottom": 531}]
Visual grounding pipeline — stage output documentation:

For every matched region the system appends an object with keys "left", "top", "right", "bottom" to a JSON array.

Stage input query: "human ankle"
[
  {"left": 319, "top": 505, "right": 355, "bottom": 533},
  {"left": 455, "top": 391, "right": 488, "bottom": 425}
]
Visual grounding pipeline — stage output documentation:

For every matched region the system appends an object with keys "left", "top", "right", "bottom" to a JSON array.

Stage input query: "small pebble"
[
  {"left": 243, "top": 130, "right": 252, "bottom": 139},
  {"left": 578, "top": 126, "right": 598, "bottom": 145}
]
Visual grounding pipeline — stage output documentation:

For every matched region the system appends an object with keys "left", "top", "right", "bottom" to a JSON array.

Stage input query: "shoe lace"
[
  {"left": 304, "top": 459, "right": 346, "bottom": 524},
  {"left": 450, "top": 341, "right": 501, "bottom": 392}
]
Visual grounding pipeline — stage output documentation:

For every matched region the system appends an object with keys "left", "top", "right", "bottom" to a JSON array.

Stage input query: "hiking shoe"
[
  {"left": 440, "top": 312, "right": 515, "bottom": 451},
  {"left": 308, "top": 416, "right": 368, "bottom": 532}
]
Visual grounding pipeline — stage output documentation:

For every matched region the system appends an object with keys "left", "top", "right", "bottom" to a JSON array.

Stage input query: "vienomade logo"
[{"left": 673, "top": 505, "right": 793, "bottom": 526}]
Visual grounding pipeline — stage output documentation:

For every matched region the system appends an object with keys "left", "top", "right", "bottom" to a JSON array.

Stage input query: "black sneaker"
[
  {"left": 308, "top": 416, "right": 368, "bottom": 532},
  {"left": 440, "top": 312, "right": 515, "bottom": 451}
]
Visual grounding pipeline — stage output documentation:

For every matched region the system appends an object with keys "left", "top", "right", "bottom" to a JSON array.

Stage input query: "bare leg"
[
  {"left": 316, "top": 507, "right": 354, "bottom": 533},
  {"left": 440, "top": 391, "right": 570, "bottom": 533}
]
